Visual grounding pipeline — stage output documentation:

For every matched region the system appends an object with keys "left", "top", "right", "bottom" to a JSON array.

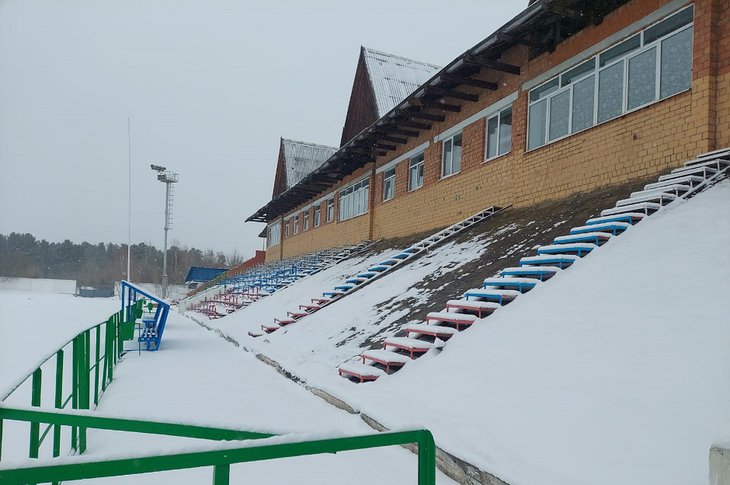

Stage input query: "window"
[
  {"left": 313, "top": 206, "right": 321, "bottom": 227},
  {"left": 486, "top": 107, "right": 513, "bottom": 160},
  {"left": 338, "top": 179, "right": 369, "bottom": 221},
  {"left": 408, "top": 153, "right": 424, "bottom": 191},
  {"left": 326, "top": 198, "right": 334, "bottom": 222},
  {"left": 527, "top": 5, "right": 693, "bottom": 150},
  {"left": 267, "top": 222, "right": 281, "bottom": 247},
  {"left": 383, "top": 168, "right": 396, "bottom": 201},
  {"left": 660, "top": 26, "right": 692, "bottom": 98},
  {"left": 302, "top": 210, "right": 309, "bottom": 231},
  {"left": 293, "top": 214, "right": 299, "bottom": 235},
  {"left": 285, "top": 220, "right": 290, "bottom": 238},
  {"left": 442, "top": 132, "right": 462, "bottom": 177}
]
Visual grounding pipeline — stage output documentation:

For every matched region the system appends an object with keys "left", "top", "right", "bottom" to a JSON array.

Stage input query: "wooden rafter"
[
  {"left": 397, "top": 120, "right": 432, "bottom": 130},
  {"left": 403, "top": 108, "right": 445, "bottom": 123},
  {"left": 440, "top": 74, "right": 498, "bottom": 91},
  {"left": 463, "top": 55, "right": 521, "bottom": 75},
  {"left": 417, "top": 98, "right": 461, "bottom": 113},
  {"left": 425, "top": 87, "right": 479, "bottom": 102}
]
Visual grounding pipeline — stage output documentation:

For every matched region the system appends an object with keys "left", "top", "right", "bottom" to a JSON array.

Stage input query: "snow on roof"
[
  {"left": 281, "top": 139, "right": 337, "bottom": 191},
  {"left": 362, "top": 47, "right": 441, "bottom": 117}
]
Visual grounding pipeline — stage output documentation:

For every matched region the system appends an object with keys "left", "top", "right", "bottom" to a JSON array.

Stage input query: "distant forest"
[{"left": 0, "top": 233, "right": 244, "bottom": 286}]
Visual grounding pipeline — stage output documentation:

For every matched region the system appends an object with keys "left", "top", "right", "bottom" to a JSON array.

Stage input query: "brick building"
[{"left": 249, "top": 0, "right": 730, "bottom": 262}]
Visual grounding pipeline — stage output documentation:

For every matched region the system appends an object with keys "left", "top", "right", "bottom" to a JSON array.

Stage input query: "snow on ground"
[
  {"left": 0, "top": 291, "right": 119, "bottom": 462},
  {"left": 333, "top": 181, "right": 730, "bottom": 485},
  {"left": 196, "top": 181, "right": 730, "bottom": 485},
  {"left": 200, "top": 235, "right": 493, "bottom": 382},
  {"left": 0, "top": 291, "right": 118, "bottom": 395},
  {"left": 0, "top": 292, "right": 454, "bottom": 484},
  {"left": 4, "top": 182, "right": 728, "bottom": 484},
  {"left": 69, "top": 312, "right": 455, "bottom": 484}
]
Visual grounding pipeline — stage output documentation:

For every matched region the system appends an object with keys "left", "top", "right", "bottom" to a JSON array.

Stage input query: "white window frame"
[
  {"left": 326, "top": 198, "right": 334, "bottom": 223},
  {"left": 267, "top": 221, "right": 281, "bottom": 247},
  {"left": 485, "top": 106, "right": 513, "bottom": 161},
  {"left": 441, "top": 132, "right": 462, "bottom": 178},
  {"left": 302, "top": 210, "right": 309, "bottom": 231},
  {"left": 383, "top": 168, "right": 396, "bottom": 201},
  {"left": 293, "top": 214, "right": 299, "bottom": 235},
  {"left": 526, "top": 4, "right": 694, "bottom": 151},
  {"left": 285, "top": 220, "right": 290, "bottom": 238},
  {"left": 338, "top": 178, "right": 369, "bottom": 222},
  {"left": 313, "top": 206, "right": 321, "bottom": 227},
  {"left": 408, "top": 152, "right": 425, "bottom": 191}
]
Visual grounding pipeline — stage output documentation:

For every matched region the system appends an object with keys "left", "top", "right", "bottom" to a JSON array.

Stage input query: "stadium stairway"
[
  {"left": 338, "top": 148, "right": 730, "bottom": 383},
  {"left": 182, "top": 241, "right": 374, "bottom": 319},
  {"left": 249, "top": 206, "right": 505, "bottom": 338}
]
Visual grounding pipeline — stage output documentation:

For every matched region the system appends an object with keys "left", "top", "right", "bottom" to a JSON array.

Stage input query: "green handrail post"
[
  {"left": 104, "top": 318, "right": 113, "bottom": 386},
  {"left": 116, "top": 312, "right": 123, "bottom": 360},
  {"left": 417, "top": 430, "right": 436, "bottom": 485},
  {"left": 94, "top": 325, "right": 100, "bottom": 405},
  {"left": 79, "top": 331, "right": 90, "bottom": 453},
  {"left": 71, "top": 336, "right": 79, "bottom": 451},
  {"left": 53, "top": 350, "right": 64, "bottom": 459},
  {"left": 212, "top": 464, "right": 230, "bottom": 485},
  {"left": 113, "top": 313, "right": 119, "bottom": 364},
  {"left": 29, "top": 368, "right": 42, "bottom": 459}
]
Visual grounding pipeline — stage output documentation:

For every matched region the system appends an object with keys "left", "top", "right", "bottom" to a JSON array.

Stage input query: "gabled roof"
[
  {"left": 248, "top": 0, "right": 633, "bottom": 223},
  {"left": 282, "top": 139, "right": 337, "bottom": 190},
  {"left": 273, "top": 139, "right": 337, "bottom": 197},
  {"left": 362, "top": 47, "right": 442, "bottom": 117}
]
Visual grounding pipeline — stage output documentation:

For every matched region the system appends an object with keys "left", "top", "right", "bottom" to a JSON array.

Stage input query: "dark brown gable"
[
  {"left": 271, "top": 138, "right": 288, "bottom": 198},
  {"left": 340, "top": 47, "right": 379, "bottom": 147}
]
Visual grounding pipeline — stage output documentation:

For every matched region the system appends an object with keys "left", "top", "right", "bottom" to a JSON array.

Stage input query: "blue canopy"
[{"left": 184, "top": 266, "right": 228, "bottom": 283}]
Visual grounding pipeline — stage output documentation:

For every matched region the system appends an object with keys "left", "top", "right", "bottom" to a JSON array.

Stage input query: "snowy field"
[
  {"left": 0, "top": 291, "right": 118, "bottom": 394},
  {"left": 198, "top": 181, "right": 730, "bottom": 484}
]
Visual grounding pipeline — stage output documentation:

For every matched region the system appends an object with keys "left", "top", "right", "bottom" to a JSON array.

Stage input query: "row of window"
[
  {"left": 382, "top": 107, "right": 512, "bottom": 202},
  {"left": 527, "top": 5, "right": 693, "bottom": 150},
  {"left": 270, "top": 6, "right": 694, "bottom": 246},
  {"left": 280, "top": 198, "right": 336, "bottom": 241}
]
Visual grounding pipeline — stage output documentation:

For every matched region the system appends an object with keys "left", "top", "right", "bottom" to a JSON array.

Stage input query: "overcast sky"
[{"left": 0, "top": 0, "right": 524, "bottom": 258}]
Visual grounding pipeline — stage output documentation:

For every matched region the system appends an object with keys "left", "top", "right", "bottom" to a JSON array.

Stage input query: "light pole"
[{"left": 150, "top": 164, "right": 179, "bottom": 299}]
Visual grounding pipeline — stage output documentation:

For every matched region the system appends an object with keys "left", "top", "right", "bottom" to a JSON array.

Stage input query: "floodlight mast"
[{"left": 150, "top": 164, "right": 178, "bottom": 299}]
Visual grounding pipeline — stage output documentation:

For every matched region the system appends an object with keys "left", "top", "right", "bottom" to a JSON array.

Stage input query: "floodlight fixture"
[{"left": 150, "top": 164, "right": 167, "bottom": 172}]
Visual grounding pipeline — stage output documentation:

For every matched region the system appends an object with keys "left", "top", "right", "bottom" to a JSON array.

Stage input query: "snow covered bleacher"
[
  {"left": 251, "top": 206, "right": 504, "bottom": 338},
  {"left": 338, "top": 148, "right": 729, "bottom": 383},
  {"left": 185, "top": 241, "right": 373, "bottom": 320}
]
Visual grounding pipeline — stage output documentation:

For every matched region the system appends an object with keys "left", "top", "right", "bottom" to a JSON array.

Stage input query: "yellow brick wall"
[
  {"left": 717, "top": 0, "right": 730, "bottom": 148},
  {"left": 718, "top": 72, "right": 730, "bottom": 149}
]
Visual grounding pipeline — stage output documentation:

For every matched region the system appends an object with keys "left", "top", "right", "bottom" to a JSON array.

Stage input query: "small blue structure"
[
  {"left": 121, "top": 281, "right": 170, "bottom": 351},
  {"left": 184, "top": 266, "right": 228, "bottom": 286}
]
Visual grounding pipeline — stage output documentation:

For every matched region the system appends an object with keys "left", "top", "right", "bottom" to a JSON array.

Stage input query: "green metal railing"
[
  {"left": 0, "top": 299, "right": 145, "bottom": 465},
  {"left": 0, "top": 407, "right": 436, "bottom": 484},
  {"left": 0, "top": 298, "right": 437, "bottom": 483}
]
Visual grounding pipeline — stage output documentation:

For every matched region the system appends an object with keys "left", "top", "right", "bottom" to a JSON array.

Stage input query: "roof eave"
[{"left": 247, "top": 0, "right": 626, "bottom": 223}]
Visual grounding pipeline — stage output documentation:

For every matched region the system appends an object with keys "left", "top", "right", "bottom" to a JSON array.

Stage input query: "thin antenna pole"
[{"left": 127, "top": 117, "right": 132, "bottom": 282}]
